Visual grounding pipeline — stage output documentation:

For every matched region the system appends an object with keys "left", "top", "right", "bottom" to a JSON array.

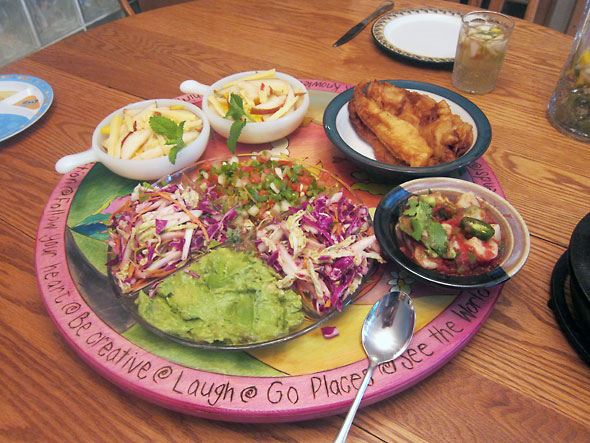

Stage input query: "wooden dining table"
[{"left": 1, "top": 0, "right": 589, "bottom": 441}]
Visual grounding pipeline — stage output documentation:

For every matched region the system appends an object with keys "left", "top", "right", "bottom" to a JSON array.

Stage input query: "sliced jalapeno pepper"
[{"left": 460, "top": 217, "right": 495, "bottom": 241}]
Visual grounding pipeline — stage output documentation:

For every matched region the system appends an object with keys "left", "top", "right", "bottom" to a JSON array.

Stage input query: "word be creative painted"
[{"left": 48, "top": 288, "right": 490, "bottom": 408}]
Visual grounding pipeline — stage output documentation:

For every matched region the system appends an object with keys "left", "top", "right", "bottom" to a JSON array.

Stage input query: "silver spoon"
[{"left": 334, "top": 291, "right": 415, "bottom": 443}]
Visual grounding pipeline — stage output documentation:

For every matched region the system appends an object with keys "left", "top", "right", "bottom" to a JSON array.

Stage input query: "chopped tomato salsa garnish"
[{"left": 398, "top": 191, "right": 502, "bottom": 276}]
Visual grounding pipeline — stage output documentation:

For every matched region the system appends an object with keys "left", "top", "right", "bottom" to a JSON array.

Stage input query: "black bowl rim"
[
  {"left": 373, "top": 177, "right": 530, "bottom": 289},
  {"left": 568, "top": 211, "right": 590, "bottom": 303},
  {"left": 550, "top": 252, "right": 590, "bottom": 363},
  {"left": 323, "top": 80, "right": 492, "bottom": 179},
  {"left": 568, "top": 256, "right": 590, "bottom": 330}
]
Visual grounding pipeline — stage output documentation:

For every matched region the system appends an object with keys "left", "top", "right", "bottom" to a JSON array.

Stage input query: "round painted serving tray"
[{"left": 36, "top": 80, "right": 505, "bottom": 423}]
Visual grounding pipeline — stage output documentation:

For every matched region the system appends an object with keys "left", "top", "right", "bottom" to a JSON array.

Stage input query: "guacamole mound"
[{"left": 136, "top": 247, "right": 304, "bottom": 344}]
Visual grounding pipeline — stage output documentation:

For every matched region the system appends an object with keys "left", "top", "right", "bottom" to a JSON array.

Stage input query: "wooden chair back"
[
  {"left": 117, "top": 0, "right": 190, "bottom": 16},
  {"left": 118, "top": 0, "right": 135, "bottom": 16},
  {"left": 446, "top": 0, "right": 541, "bottom": 22}
]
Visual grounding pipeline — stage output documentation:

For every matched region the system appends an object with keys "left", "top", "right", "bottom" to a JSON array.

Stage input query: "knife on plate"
[{"left": 332, "top": 1, "right": 394, "bottom": 47}]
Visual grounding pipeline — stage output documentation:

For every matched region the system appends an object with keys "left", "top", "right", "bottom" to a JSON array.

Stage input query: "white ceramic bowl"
[
  {"left": 55, "top": 99, "right": 210, "bottom": 181},
  {"left": 180, "top": 70, "right": 309, "bottom": 144}
]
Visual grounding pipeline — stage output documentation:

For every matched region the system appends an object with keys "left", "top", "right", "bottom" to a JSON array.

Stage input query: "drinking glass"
[{"left": 452, "top": 11, "right": 514, "bottom": 94}]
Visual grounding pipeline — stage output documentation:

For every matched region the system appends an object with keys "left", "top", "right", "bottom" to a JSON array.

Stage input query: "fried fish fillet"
[
  {"left": 352, "top": 83, "right": 433, "bottom": 167},
  {"left": 366, "top": 81, "right": 437, "bottom": 128},
  {"left": 420, "top": 100, "right": 473, "bottom": 160},
  {"left": 351, "top": 81, "right": 474, "bottom": 167},
  {"left": 348, "top": 99, "right": 403, "bottom": 165}
]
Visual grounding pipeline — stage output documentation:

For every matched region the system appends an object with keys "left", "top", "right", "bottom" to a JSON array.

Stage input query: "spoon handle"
[{"left": 334, "top": 361, "right": 376, "bottom": 443}]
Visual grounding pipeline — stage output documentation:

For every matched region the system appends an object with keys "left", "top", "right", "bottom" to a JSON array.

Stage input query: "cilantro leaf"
[
  {"left": 408, "top": 217, "right": 425, "bottom": 242},
  {"left": 402, "top": 197, "right": 420, "bottom": 217},
  {"left": 402, "top": 197, "right": 432, "bottom": 241},
  {"left": 223, "top": 93, "right": 254, "bottom": 154},
  {"left": 425, "top": 221, "right": 448, "bottom": 257},
  {"left": 149, "top": 116, "right": 186, "bottom": 164},
  {"left": 401, "top": 195, "right": 449, "bottom": 257}
]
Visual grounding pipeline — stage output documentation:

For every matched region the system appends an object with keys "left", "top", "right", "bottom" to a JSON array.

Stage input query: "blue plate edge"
[{"left": 0, "top": 75, "right": 54, "bottom": 143}]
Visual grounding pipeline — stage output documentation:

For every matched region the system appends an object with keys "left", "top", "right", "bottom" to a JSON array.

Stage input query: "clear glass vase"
[{"left": 547, "top": 0, "right": 590, "bottom": 142}]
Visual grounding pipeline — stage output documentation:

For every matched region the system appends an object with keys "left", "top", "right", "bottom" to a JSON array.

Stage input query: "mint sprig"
[
  {"left": 224, "top": 93, "right": 254, "bottom": 153},
  {"left": 149, "top": 115, "right": 186, "bottom": 164}
]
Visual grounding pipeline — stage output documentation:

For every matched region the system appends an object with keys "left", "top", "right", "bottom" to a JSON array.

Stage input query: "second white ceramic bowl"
[{"left": 180, "top": 70, "right": 309, "bottom": 144}]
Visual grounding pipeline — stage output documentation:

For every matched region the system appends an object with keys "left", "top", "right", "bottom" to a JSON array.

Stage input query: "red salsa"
[{"left": 398, "top": 191, "right": 503, "bottom": 276}]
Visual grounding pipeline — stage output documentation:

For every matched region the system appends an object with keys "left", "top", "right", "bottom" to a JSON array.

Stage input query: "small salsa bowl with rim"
[{"left": 373, "top": 177, "right": 530, "bottom": 289}]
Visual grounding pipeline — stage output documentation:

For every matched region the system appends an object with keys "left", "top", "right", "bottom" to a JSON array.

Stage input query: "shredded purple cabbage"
[
  {"left": 255, "top": 192, "right": 383, "bottom": 314},
  {"left": 107, "top": 182, "right": 237, "bottom": 292}
]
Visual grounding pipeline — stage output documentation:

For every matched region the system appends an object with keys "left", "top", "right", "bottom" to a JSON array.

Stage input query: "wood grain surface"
[{"left": 1, "top": 0, "right": 589, "bottom": 441}]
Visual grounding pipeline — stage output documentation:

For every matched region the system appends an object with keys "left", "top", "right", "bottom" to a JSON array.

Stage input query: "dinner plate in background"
[
  {"left": 0, "top": 75, "right": 53, "bottom": 142},
  {"left": 372, "top": 8, "right": 463, "bottom": 64},
  {"left": 323, "top": 80, "right": 492, "bottom": 182}
]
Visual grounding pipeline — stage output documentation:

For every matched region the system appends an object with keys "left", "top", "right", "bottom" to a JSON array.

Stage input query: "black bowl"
[
  {"left": 374, "top": 177, "right": 530, "bottom": 290},
  {"left": 568, "top": 212, "right": 590, "bottom": 333},
  {"left": 570, "top": 268, "right": 590, "bottom": 334},
  {"left": 549, "top": 253, "right": 590, "bottom": 363},
  {"left": 323, "top": 80, "right": 492, "bottom": 182}
]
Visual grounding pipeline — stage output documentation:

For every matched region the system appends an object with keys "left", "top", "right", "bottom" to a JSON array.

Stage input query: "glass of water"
[{"left": 452, "top": 11, "right": 514, "bottom": 94}]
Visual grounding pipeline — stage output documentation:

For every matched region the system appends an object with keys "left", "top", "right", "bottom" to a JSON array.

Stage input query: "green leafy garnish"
[
  {"left": 149, "top": 115, "right": 186, "bottom": 164},
  {"left": 400, "top": 196, "right": 449, "bottom": 257},
  {"left": 401, "top": 197, "right": 430, "bottom": 242},
  {"left": 426, "top": 221, "right": 450, "bottom": 257},
  {"left": 224, "top": 93, "right": 254, "bottom": 154}
]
